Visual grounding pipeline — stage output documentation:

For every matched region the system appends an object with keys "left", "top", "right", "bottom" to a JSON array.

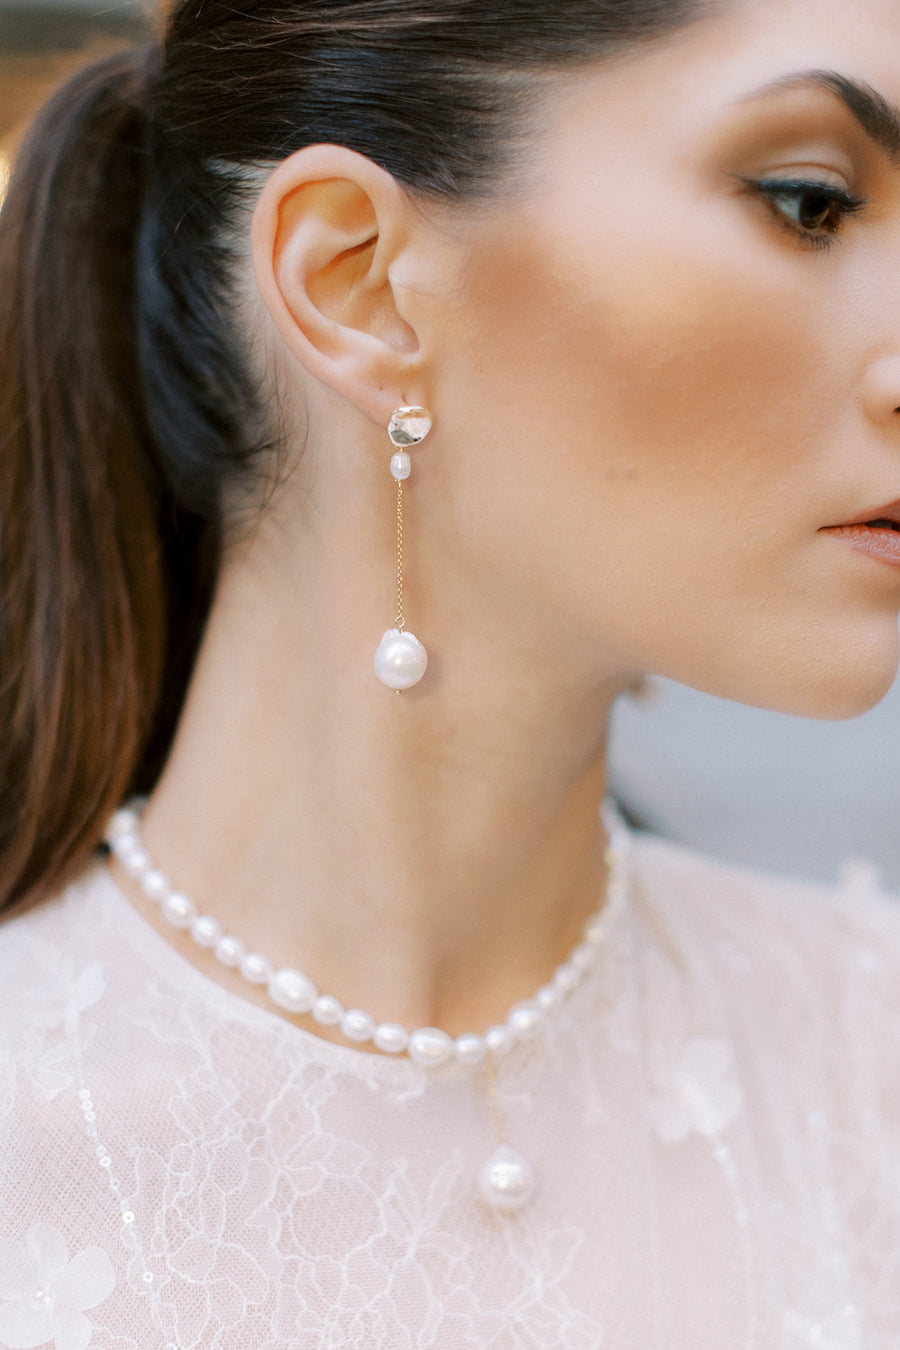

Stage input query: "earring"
[{"left": 373, "top": 406, "right": 432, "bottom": 691}]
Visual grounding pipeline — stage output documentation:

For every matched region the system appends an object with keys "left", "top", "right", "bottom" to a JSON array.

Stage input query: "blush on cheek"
[
  {"left": 546, "top": 231, "right": 829, "bottom": 491},
  {"left": 439, "top": 150, "right": 877, "bottom": 636},
  {"left": 450, "top": 207, "right": 832, "bottom": 596}
]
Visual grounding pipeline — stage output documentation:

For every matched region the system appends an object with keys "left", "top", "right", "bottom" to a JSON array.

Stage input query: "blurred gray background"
[
  {"left": 0, "top": 1, "right": 149, "bottom": 187},
  {"left": 610, "top": 675, "right": 900, "bottom": 891}
]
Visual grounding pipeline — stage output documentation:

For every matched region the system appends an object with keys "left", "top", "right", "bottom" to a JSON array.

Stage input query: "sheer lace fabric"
[{"left": 1, "top": 832, "right": 899, "bottom": 1349}]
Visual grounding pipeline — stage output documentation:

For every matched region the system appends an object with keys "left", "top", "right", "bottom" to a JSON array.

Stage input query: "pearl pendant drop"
[
  {"left": 374, "top": 628, "right": 428, "bottom": 690},
  {"left": 477, "top": 1145, "right": 536, "bottom": 1212}
]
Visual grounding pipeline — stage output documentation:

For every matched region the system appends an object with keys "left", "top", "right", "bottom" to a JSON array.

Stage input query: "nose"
[{"left": 860, "top": 356, "right": 900, "bottom": 426}]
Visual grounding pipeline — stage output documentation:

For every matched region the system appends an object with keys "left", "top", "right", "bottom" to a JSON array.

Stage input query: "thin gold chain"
[{"left": 395, "top": 477, "right": 405, "bottom": 631}]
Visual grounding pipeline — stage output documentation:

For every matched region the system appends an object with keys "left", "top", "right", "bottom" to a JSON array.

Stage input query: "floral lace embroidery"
[
  {"left": 649, "top": 1035, "right": 743, "bottom": 1144},
  {"left": 0, "top": 937, "right": 104, "bottom": 1107},
  {"left": 0, "top": 1223, "right": 115, "bottom": 1350},
  {"left": 1, "top": 847, "right": 899, "bottom": 1348}
]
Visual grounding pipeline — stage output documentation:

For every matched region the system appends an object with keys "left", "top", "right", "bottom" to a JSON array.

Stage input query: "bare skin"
[{"left": 118, "top": 0, "right": 900, "bottom": 1041}]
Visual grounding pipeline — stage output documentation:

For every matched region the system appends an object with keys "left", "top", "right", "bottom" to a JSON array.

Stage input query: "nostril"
[{"left": 860, "top": 359, "right": 900, "bottom": 423}]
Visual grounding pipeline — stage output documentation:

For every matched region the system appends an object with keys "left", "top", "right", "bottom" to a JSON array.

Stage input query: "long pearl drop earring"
[{"left": 373, "top": 406, "right": 432, "bottom": 691}]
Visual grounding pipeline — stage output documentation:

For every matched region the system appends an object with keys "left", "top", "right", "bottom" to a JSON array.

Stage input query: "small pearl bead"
[
  {"left": 190, "top": 914, "right": 222, "bottom": 948},
  {"left": 161, "top": 893, "right": 195, "bottom": 929},
  {"left": 374, "top": 1023, "right": 410, "bottom": 1054},
  {"left": 312, "top": 995, "right": 344, "bottom": 1026},
  {"left": 536, "top": 984, "right": 562, "bottom": 1012},
  {"left": 507, "top": 1002, "right": 545, "bottom": 1041},
  {"left": 107, "top": 809, "right": 140, "bottom": 841},
  {"left": 390, "top": 451, "right": 412, "bottom": 480},
  {"left": 109, "top": 831, "right": 138, "bottom": 860},
  {"left": 553, "top": 962, "right": 581, "bottom": 995},
  {"left": 584, "top": 913, "right": 609, "bottom": 945},
  {"left": 120, "top": 845, "right": 150, "bottom": 879},
  {"left": 214, "top": 934, "right": 245, "bottom": 968},
  {"left": 571, "top": 942, "right": 597, "bottom": 973},
  {"left": 341, "top": 1009, "right": 376, "bottom": 1043},
  {"left": 269, "top": 968, "right": 317, "bottom": 1014},
  {"left": 454, "top": 1033, "right": 487, "bottom": 1066},
  {"left": 485, "top": 1024, "right": 515, "bottom": 1057},
  {"left": 409, "top": 1027, "right": 454, "bottom": 1067},
  {"left": 477, "top": 1146, "right": 535, "bottom": 1212},
  {"left": 239, "top": 953, "right": 272, "bottom": 985},
  {"left": 373, "top": 629, "right": 428, "bottom": 691},
  {"left": 140, "top": 869, "right": 170, "bottom": 903}
]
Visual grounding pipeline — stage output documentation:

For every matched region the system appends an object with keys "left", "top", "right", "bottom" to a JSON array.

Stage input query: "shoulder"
[
  {"left": 628, "top": 825, "right": 900, "bottom": 961},
  {"left": 625, "top": 827, "right": 900, "bottom": 1074},
  {"left": 623, "top": 828, "right": 900, "bottom": 1315},
  {"left": 0, "top": 859, "right": 116, "bottom": 944},
  {"left": 0, "top": 863, "right": 120, "bottom": 1019}
]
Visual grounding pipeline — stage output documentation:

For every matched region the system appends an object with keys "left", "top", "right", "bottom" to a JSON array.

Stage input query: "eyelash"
[{"left": 743, "top": 177, "right": 867, "bottom": 251}]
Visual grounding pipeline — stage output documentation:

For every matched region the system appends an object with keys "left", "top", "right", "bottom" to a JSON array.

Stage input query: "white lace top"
[{"left": 1, "top": 830, "right": 899, "bottom": 1350}]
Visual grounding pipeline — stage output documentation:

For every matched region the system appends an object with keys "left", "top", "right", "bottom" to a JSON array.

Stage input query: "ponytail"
[{"left": 0, "top": 49, "right": 213, "bottom": 911}]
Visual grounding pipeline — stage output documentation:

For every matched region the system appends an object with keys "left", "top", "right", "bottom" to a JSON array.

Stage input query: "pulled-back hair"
[{"left": 0, "top": 0, "right": 707, "bottom": 910}]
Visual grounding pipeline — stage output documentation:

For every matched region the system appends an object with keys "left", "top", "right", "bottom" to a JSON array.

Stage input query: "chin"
[
  {"left": 766, "top": 627, "right": 899, "bottom": 722},
  {"left": 688, "top": 615, "right": 900, "bottom": 721}
]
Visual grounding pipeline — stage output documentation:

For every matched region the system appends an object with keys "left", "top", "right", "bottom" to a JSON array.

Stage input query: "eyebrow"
[{"left": 738, "top": 69, "right": 900, "bottom": 163}]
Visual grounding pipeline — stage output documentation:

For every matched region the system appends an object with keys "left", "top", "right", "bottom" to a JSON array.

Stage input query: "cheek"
[
  {"left": 433, "top": 198, "right": 888, "bottom": 710},
  {"left": 448, "top": 186, "right": 854, "bottom": 574},
  {"left": 473, "top": 206, "right": 836, "bottom": 493}
]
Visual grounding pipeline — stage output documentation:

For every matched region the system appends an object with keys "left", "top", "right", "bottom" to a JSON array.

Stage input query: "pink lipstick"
[{"left": 821, "top": 498, "right": 900, "bottom": 571}]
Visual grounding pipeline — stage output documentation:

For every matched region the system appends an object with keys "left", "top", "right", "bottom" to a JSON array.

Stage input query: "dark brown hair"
[{"left": 0, "top": 0, "right": 707, "bottom": 911}]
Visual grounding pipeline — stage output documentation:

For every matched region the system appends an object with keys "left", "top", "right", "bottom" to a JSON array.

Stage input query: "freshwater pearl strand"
[{"left": 104, "top": 801, "right": 628, "bottom": 1071}]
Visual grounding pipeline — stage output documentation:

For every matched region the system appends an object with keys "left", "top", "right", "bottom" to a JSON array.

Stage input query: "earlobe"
[{"left": 250, "top": 145, "right": 423, "bottom": 422}]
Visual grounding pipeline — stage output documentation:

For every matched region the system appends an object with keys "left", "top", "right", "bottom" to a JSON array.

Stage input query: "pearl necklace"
[{"left": 104, "top": 799, "right": 629, "bottom": 1211}]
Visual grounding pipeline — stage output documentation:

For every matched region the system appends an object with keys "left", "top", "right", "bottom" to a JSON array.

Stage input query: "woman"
[{"left": 1, "top": 0, "right": 899, "bottom": 1345}]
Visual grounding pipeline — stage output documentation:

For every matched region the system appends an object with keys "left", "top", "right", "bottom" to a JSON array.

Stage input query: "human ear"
[{"left": 251, "top": 144, "right": 425, "bottom": 426}]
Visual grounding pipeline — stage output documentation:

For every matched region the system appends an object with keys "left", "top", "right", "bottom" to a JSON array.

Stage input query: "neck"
[{"left": 131, "top": 511, "right": 630, "bottom": 1038}]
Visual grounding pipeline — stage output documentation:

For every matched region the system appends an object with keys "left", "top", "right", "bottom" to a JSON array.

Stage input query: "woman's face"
[{"left": 419, "top": 0, "right": 900, "bottom": 717}]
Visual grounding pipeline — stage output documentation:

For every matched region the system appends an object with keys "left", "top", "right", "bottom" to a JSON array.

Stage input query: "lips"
[
  {"left": 824, "top": 498, "right": 900, "bottom": 530},
  {"left": 820, "top": 497, "right": 900, "bottom": 572}
]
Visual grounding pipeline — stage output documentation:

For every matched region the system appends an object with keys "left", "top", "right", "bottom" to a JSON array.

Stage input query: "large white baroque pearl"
[
  {"left": 477, "top": 1146, "right": 535, "bottom": 1212},
  {"left": 374, "top": 628, "right": 428, "bottom": 690}
]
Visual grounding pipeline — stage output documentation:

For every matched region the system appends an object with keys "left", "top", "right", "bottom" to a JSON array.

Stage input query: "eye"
[{"left": 745, "top": 177, "right": 866, "bottom": 248}]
